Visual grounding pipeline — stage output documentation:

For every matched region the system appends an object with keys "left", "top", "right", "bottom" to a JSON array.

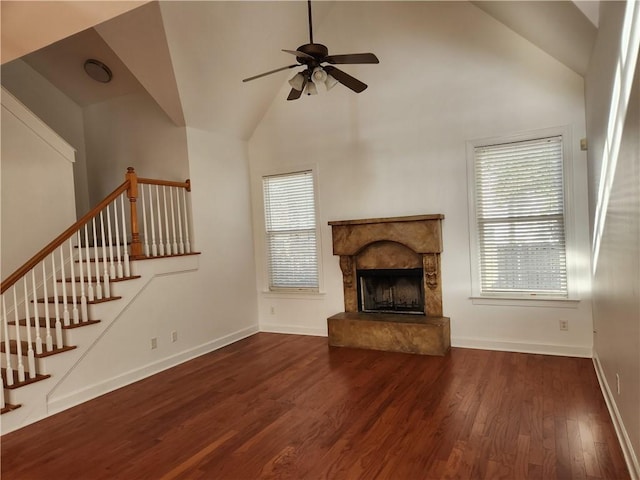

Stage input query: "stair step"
[
  {"left": 1, "top": 340, "right": 76, "bottom": 358},
  {"left": 2, "top": 368, "right": 51, "bottom": 389},
  {"left": 57, "top": 275, "right": 141, "bottom": 283},
  {"left": 1, "top": 403, "right": 22, "bottom": 414},
  {"left": 36, "top": 296, "right": 122, "bottom": 305},
  {"left": 8, "top": 318, "right": 101, "bottom": 329}
]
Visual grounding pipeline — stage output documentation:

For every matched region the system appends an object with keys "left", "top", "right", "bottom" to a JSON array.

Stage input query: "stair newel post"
[
  {"left": 162, "top": 186, "right": 171, "bottom": 255},
  {"left": 76, "top": 232, "right": 88, "bottom": 323},
  {"left": 155, "top": 185, "right": 165, "bottom": 256},
  {"left": 11, "top": 288, "right": 25, "bottom": 382},
  {"left": 176, "top": 186, "right": 185, "bottom": 254},
  {"left": 140, "top": 185, "right": 150, "bottom": 257},
  {"left": 92, "top": 217, "right": 103, "bottom": 300},
  {"left": 59, "top": 248, "right": 70, "bottom": 327},
  {"left": 67, "top": 239, "right": 79, "bottom": 324},
  {"left": 22, "top": 277, "right": 36, "bottom": 379},
  {"left": 84, "top": 224, "right": 95, "bottom": 302},
  {"left": 126, "top": 167, "right": 143, "bottom": 259},
  {"left": 51, "top": 256, "right": 64, "bottom": 348},
  {"left": 42, "top": 262, "right": 53, "bottom": 351},
  {"left": 31, "top": 271, "right": 43, "bottom": 355},
  {"left": 1, "top": 296, "right": 14, "bottom": 386},
  {"left": 113, "top": 199, "right": 124, "bottom": 279},
  {"left": 120, "top": 195, "right": 131, "bottom": 276},
  {"left": 170, "top": 187, "right": 178, "bottom": 255},
  {"left": 106, "top": 204, "right": 116, "bottom": 280},
  {"left": 100, "top": 211, "right": 111, "bottom": 298},
  {"left": 148, "top": 184, "right": 158, "bottom": 257},
  {"left": 182, "top": 185, "right": 192, "bottom": 254}
]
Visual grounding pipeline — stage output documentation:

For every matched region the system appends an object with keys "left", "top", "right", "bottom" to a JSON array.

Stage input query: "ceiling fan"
[{"left": 242, "top": 0, "right": 379, "bottom": 100}]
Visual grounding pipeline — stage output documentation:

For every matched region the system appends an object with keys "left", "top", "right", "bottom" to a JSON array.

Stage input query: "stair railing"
[{"left": 0, "top": 168, "right": 192, "bottom": 387}]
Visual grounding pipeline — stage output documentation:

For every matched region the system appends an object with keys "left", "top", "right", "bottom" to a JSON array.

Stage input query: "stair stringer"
[{"left": 1, "top": 255, "right": 204, "bottom": 434}]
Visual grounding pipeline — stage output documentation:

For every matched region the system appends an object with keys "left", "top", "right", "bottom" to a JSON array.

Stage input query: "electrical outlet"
[
  {"left": 270, "top": 306, "right": 276, "bottom": 315},
  {"left": 151, "top": 337, "right": 158, "bottom": 349},
  {"left": 171, "top": 331, "right": 178, "bottom": 343},
  {"left": 616, "top": 373, "right": 621, "bottom": 395},
  {"left": 559, "top": 319, "right": 568, "bottom": 331}
]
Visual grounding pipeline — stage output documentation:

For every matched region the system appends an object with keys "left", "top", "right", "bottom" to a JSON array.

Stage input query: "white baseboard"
[
  {"left": 259, "top": 322, "right": 326, "bottom": 337},
  {"left": 593, "top": 353, "right": 640, "bottom": 480},
  {"left": 47, "top": 325, "right": 259, "bottom": 416},
  {"left": 452, "top": 336, "right": 592, "bottom": 358}
]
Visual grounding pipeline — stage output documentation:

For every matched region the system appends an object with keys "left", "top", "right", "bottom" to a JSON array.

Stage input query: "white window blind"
[
  {"left": 474, "top": 136, "right": 568, "bottom": 296},
  {"left": 263, "top": 170, "right": 319, "bottom": 291}
]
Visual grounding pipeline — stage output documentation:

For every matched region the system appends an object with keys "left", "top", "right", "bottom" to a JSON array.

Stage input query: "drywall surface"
[
  {"left": 248, "top": 1, "right": 593, "bottom": 356},
  {"left": 587, "top": 0, "right": 640, "bottom": 474}
]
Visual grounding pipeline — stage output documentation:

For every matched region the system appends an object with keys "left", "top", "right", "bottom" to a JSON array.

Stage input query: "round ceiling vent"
[{"left": 84, "top": 59, "right": 112, "bottom": 83}]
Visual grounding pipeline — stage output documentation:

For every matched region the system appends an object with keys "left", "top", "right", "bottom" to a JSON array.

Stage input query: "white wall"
[
  {"left": 586, "top": 1, "right": 640, "bottom": 474},
  {"left": 1, "top": 88, "right": 77, "bottom": 279},
  {"left": 1, "top": 59, "right": 90, "bottom": 216},
  {"left": 248, "top": 1, "right": 593, "bottom": 356},
  {"left": 83, "top": 91, "right": 190, "bottom": 205}
]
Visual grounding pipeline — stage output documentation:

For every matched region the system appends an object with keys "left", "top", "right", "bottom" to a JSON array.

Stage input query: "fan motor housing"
[{"left": 297, "top": 43, "right": 329, "bottom": 62}]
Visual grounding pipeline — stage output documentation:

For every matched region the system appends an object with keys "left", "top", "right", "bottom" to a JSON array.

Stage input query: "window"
[
  {"left": 263, "top": 170, "right": 319, "bottom": 291},
  {"left": 469, "top": 134, "right": 569, "bottom": 298}
]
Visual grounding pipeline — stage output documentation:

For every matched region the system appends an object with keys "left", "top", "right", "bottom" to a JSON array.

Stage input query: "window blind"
[
  {"left": 474, "top": 136, "right": 568, "bottom": 296},
  {"left": 263, "top": 171, "right": 318, "bottom": 290}
]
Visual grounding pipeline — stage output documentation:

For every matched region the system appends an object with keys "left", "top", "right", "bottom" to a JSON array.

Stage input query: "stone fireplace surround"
[{"left": 327, "top": 215, "right": 451, "bottom": 356}]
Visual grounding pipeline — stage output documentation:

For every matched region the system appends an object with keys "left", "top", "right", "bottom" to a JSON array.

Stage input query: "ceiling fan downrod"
[{"left": 308, "top": 0, "right": 314, "bottom": 44}]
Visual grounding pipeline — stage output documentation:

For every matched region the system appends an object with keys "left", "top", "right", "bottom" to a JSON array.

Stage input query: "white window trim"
[
  {"left": 466, "top": 126, "right": 580, "bottom": 304},
  {"left": 258, "top": 164, "right": 324, "bottom": 296}
]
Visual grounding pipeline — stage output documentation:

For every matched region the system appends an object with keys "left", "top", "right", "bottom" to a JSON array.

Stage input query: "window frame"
[
  {"left": 260, "top": 166, "right": 323, "bottom": 294},
  {"left": 466, "top": 126, "right": 579, "bottom": 303}
]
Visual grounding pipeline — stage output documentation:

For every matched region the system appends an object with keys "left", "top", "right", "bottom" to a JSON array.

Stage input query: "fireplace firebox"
[{"left": 358, "top": 268, "right": 425, "bottom": 314}]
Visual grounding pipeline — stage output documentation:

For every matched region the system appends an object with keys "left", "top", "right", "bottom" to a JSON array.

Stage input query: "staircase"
[{"left": 0, "top": 168, "right": 197, "bottom": 434}]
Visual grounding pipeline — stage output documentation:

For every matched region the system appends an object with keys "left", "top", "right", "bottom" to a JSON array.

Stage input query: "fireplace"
[
  {"left": 327, "top": 215, "right": 450, "bottom": 356},
  {"left": 358, "top": 268, "right": 424, "bottom": 314}
]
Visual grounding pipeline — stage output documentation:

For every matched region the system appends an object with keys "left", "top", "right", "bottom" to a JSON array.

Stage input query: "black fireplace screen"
[{"left": 357, "top": 268, "right": 424, "bottom": 314}]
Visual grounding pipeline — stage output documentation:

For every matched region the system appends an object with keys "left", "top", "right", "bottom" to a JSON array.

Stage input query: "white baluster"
[
  {"left": 149, "top": 185, "right": 158, "bottom": 256},
  {"left": 140, "top": 184, "right": 150, "bottom": 257},
  {"left": 170, "top": 187, "right": 178, "bottom": 255},
  {"left": 114, "top": 199, "right": 124, "bottom": 278},
  {"left": 120, "top": 195, "right": 131, "bottom": 277},
  {"left": 69, "top": 237, "right": 80, "bottom": 325},
  {"left": 12, "top": 288, "right": 25, "bottom": 382},
  {"left": 163, "top": 186, "right": 171, "bottom": 255},
  {"left": 100, "top": 211, "right": 111, "bottom": 298},
  {"left": 31, "top": 270, "right": 43, "bottom": 355},
  {"left": 84, "top": 224, "right": 95, "bottom": 302},
  {"left": 1, "top": 295, "right": 14, "bottom": 386},
  {"left": 76, "top": 232, "right": 88, "bottom": 323},
  {"left": 42, "top": 262, "right": 53, "bottom": 351},
  {"left": 182, "top": 188, "right": 191, "bottom": 253},
  {"left": 155, "top": 185, "right": 165, "bottom": 256},
  {"left": 176, "top": 187, "right": 185, "bottom": 255},
  {"left": 92, "top": 217, "right": 103, "bottom": 300},
  {"left": 51, "top": 256, "right": 63, "bottom": 348},
  {"left": 59, "top": 248, "right": 70, "bottom": 327},
  {"left": 23, "top": 277, "right": 36, "bottom": 379},
  {"left": 107, "top": 204, "right": 116, "bottom": 280},
  {"left": 0, "top": 376, "right": 4, "bottom": 409}
]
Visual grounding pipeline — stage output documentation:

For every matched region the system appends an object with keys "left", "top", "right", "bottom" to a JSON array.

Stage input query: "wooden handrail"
[
  {"left": 1, "top": 180, "right": 130, "bottom": 294},
  {"left": 138, "top": 177, "right": 191, "bottom": 192}
]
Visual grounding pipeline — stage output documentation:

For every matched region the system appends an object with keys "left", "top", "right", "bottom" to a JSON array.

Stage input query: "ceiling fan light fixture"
[
  {"left": 288, "top": 72, "right": 306, "bottom": 91},
  {"left": 312, "top": 67, "right": 327, "bottom": 83},
  {"left": 305, "top": 81, "right": 318, "bottom": 96},
  {"left": 325, "top": 74, "right": 339, "bottom": 91}
]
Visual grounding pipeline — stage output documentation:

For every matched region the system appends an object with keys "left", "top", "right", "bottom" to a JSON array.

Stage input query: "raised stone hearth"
[{"left": 328, "top": 215, "right": 450, "bottom": 356}]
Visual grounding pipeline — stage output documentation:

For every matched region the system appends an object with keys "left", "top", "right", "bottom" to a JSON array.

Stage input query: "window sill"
[
  {"left": 261, "top": 290, "right": 326, "bottom": 300},
  {"left": 470, "top": 296, "right": 580, "bottom": 308}
]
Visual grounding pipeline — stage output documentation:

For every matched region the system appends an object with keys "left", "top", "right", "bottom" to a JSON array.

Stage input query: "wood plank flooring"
[{"left": 1, "top": 333, "right": 630, "bottom": 479}]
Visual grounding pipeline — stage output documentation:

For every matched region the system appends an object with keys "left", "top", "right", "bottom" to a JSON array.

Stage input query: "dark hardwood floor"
[{"left": 1, "top": 333, "right": 629, "bottom": 479}]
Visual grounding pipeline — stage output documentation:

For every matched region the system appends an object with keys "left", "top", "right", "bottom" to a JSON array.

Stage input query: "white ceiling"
[{"left": 1, "top": 1, "right": 598, "bottom": 142}]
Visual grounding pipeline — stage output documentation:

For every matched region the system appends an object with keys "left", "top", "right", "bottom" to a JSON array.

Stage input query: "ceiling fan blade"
[
  {"left": 324, "top": 66, "right": 368, "bottom": 93},
  {"left": 287, "top": 77, "right": 308, "bottom": 101},
  {"left": 282, "top": 49, "right": 315, "bottom": 59},
  {"left": 324, "top": 53, "right": 379, "bottom": 64},
  {"left": 243, "top": 64, "right": 299, "bottom": 82}
]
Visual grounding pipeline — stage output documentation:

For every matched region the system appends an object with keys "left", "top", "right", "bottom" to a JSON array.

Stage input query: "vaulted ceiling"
[{"left": 1, "top": 1, "right": 597, "bottom": 141}]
